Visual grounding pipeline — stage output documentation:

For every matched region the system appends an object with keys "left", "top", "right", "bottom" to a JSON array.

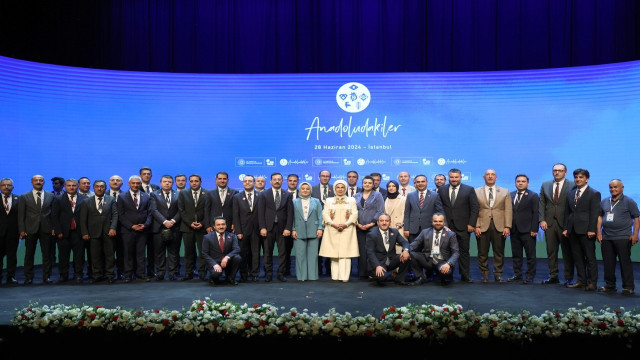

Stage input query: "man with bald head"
[
  {"left": 18, "top": 175, "right": 55, "bottom": 284},
  {"left": 397, "top": 171, "right": 415, "bottom": 198}
]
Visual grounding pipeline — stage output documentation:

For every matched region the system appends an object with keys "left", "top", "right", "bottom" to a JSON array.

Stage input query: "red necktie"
[
  {"left": 403, "top": 188, "right": 406, "bottom": 196},
  {"left": 70, "top": 195, "right": 76, "bottom": 230},
  {"left": 419, "top": 192, "right": 424, "bottom": 207},
  {"left": 4, "top": 195, "right": 8, "bottom": 213},
  {"left": 133, "top": 193, "right": 138, "bottom": 208},
  {"left": 218, "top": 233, "right": 225, "bottom": 252},
  {"left": 553, "top": 182, "right": 559, "bottom": 203}
]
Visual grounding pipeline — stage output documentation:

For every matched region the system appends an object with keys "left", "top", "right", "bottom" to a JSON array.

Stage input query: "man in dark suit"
[
  {"left": 175, "top": 174, "right": 187, "bottom": 192},
  {"left": 0, "top": 178, "right": 20, "bottom": 285},
  {"left": 433, "top": 174, "right": 446, "bottom": 192},
  {"left": 365, "top": 213, "right": 411, "bottom": 285},
  {"left": 563, "top": 168, "right": 601, "bottom": 291},
  {"left": 233, "top": 175, "right": 260, "bottom": 281},
  {"left": 346, "top": 171, "right": 362, "bottom": 198},
  {"left": 438, "top": 168, "right": 478, "bottom": 283},
  {"left": 539, "top": 163, "right": 576, "bottom": 285},
  {"left": 202, "top": 216, "right": 241, "bottom": 285},
  {"left": 204, "top": 171, "right": 237, "bottom": 234},
  {"left": 150, "top": 175, "right": 181, "bottom": 281},
  {"left": 258, "top": 172, "right": 293, "bottom": 282},
  {"left": 18, "top": 175, "right": 55, "bottom": 284},
  {"left": 139, "top": 167, "right": 159, "bottom": 278},
  {"left": 370, "top": 172, "right": 388, "bottom": 198},
  {"left": 409, "top": 213, "right": 459, "bottom": 286},
  {"left": 108, "top": 175, "right": 125, "bottom": 279},
  {"left": 311, "top": 170, "right": 333, "bottom": 206},
  {"left": 404, "top": 175, "right": 443, "bottom": 242},
  {"left": 79, "top": 180, "right": 118, "bottom": 283},
  {"left": 139, "top": 167, "right": 160, "bottom": 195},
  {"left": 117, "top": 175, "right": 153, "bottom": 283},
  {"left": 508, "top": 175, "right": 540, "bottom": 284},
  {"left": 254, "top": 176, "right": 266, "bottom": 193},
  {"left": 283, "top": 173, "right": 300, "bottom": 276},
  {"left": 52, "top": 179, "right": 89, "bottom": 283},
  {"left": 178, "top": 174, "right": 207, "bottom": 280}
]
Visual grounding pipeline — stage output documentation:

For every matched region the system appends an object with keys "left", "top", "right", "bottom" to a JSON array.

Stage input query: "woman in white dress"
[
  {"left": 384, "top": 180, "right": 407, "bottom": 254},
  {"left": 318, "top": 180, "right": 359, "bottom": 282}
]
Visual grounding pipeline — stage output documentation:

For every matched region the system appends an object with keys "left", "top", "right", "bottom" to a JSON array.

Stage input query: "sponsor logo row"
[{"left": 235, "top": 157, "right": 467, "bottom": 167}]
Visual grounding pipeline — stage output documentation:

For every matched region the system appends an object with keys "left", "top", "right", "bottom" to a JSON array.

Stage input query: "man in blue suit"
[
  {"left": 117, "top": 175, "right": 153, "bottom": 283},
  {"left": 150, "top": 175, "right": 181, "bottom": 281},
  {"left": 365, "top": 213, "right": 410, "bottom": 285},
  {"left": 508, "top": 175, "right": 540, "bottom": 284},
  {"left": 409, "top": 213, "right": 459, "bottom": 286},
  {"left": 404, "top": 175, "right": 443, "bottom": 242},
  {"left": 202, "top": 217, "right": 241, "bottom": 285},
  {"left": 204, "top": 172, "right": 237, "bottom": 233}
]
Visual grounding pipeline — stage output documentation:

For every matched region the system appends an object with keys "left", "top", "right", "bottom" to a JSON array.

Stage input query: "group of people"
[{"left": 0, "top": 164, "right": 636, "bottom": 294}]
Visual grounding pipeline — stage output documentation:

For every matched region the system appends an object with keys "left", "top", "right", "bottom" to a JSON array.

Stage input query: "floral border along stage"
[{"left": 11, "top": 299, "right": 640, "bottom": 343}]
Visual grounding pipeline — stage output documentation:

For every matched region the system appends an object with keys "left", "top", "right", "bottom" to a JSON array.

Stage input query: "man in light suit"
[
  {"left": 311, "top": 170, "right": 333, "bottom": 206},
  {"left": 508, "top": 175, "right": 539, "bottom": 284},
  {"left": 204, "top": 172, "right": 237, "bottom": 233},
  {"left": 409, "top": 213, "right": 459, "bottom": 286},
  {"left": 403, "top": 175, "right": 443, "bottom": 242},
  {"left": 233, "top": 175, "right": 260, "bottom": 281},
  {"left": 397, "top": 171, "right": 415, "bottom": 198},
  {"left": 437, "top": 168, "right": 478, "bottom": 283},
  {"left": 178, "top": 174, "right": 207, "bottom": 281},
  {"left": 539, "top": 163, "right": 576, "bottom": 285},
  {"left": 202, "top": 217, "right": 241, "bottom": 285},
  {"left": 258, "top": 172, "right": 293, "bottom": 282},
  {"left": 563, "top": 168, "right": 601, "bottom": 291},
  {"left": 371, "top": 172, "right": 387, "bottom": 198},
  {"left": 52, "top": 178, "right": 88, "bottom": 283},
  {"left": 150, "top": 175, "right": 181, "bottom": 281},
  {"left": 80, "top": 180, "right": 118, "bottom": 283},
  {"left": 108, "top": 175, "right": 125, "bottom": 279},
  {"left": 474, "top": 169, "right": 512, "bottom": 283},
  {"left": 117, "top": 175, "right": 153, "bottom": 283},
  {"left": 0, "top": 178, "right": 20, "bottom": 285},
  {"left": 365, "top": 213, "right": 411, "bottom": 285},
  {"left": 346, "top": 171, "right": 362, "bottom": 197},
  {"left": 18, "top": 175, "right": 55, "bottom": 284}
]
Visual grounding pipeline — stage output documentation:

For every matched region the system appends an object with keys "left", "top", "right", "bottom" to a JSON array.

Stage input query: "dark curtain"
[{"left": 1, "top": 0, "right": 638, "bottom": 73}]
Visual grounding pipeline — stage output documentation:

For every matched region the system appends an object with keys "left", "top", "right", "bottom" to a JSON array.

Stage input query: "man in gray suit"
[
  {"left": 539, "top": 163, "right": 576, "bottom": 285},
  {"left": 18, "top": 175, "right": 55, "bottom": 284}
]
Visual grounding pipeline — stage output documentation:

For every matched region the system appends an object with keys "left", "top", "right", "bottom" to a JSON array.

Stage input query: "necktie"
[
  {"left": 133, "top": 193, "right": 138, "bottom": 208},
  {"left": 402, "top": 188, "right": 406, "bottom": 196},
  {"left": 575, "top": 189, "right": 581, "bottom": 207},
  {"left": 193, "top": 191, "right": 198, "bottom": 204},
  {"left": 248, "top": 193, "right": 253, "bottom": 209},
  {"left": 4, "top": 195, "right": 8, "bottom": 213},
  {"left": 384, "top": 231, "right": 389, "bottom": 246},
  {"left": 553, "top": 182, "right": 559, "bottom": 203},
  {"left": 274, "top": 190, "right": 281, "bottom": 223},
  {"left": 36, "top": 191, "right": 42, "bottom": 208},
  {"left": 165, "top": 192, "right": 171, "bottom": 207},
  {"left": 450, "top": 186, "right": 457, "bottom": 206},
  {"left": 219, "top": 233, "right": 225, "bottom": 252},
  {"left": 350, "top": 188, "right": 354, "bottom": 197},
  {"left": 70, "top": 195, "right": 76, "bottom": 230},
  {"left": 419, "top": 192, "right": 424, "bottom": 208},
  {"left": 489, "top": 188, "right": 494, "bottom": 207},
  {"left": 112, "top": 191, "right": 117, "bottom": 198},
  {"left": 145, "top": 185, "right": 150, "bottom": 194},
  {"left": 323, "top": 186, "right": 327, "bottom": 201},
  {"left": 98, "top": 197, "right": 103, "bottom": 213},
  {"left": 516, "top": 192, "right": 523, "bottom": 205},
  {"left": 220, "top": 188, "right": 226, "bottom": 204}
]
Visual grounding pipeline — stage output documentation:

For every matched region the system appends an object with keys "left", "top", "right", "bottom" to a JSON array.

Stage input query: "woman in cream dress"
[
  {"left": 384, "top": 180, "right": 407, "bottom": 254},
  {"left": 319, "top": 180, "right": 359, "bottom": 282}
]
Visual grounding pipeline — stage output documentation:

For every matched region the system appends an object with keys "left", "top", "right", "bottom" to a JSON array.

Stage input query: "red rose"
[
  {"left": 281, "top": 325, "right": 288, "bottom": 332},
  {"left": 397, "top": 314, "right": 402, "bottom": 319},
  {"left": 136, "top": 311, "right": 141, "bottom": 315},
  {"left": 389, "top": 306, "right": 396, "bottom": 312},
  {"left": 90, "top": 314, "right": 96, "bottom": 320},
  {"left": 468, "top": 327, "right": 476, "bottom": 334},
  {"left": 446, "top": 330, "right": 453, "bottom": 335},
  {"left": 618, "top": 319, "right": 624, "bottom": 326},
  {"left": 365, "top": 329, "right": 373, "bottom": 337},
  {"left": 244, "top": 321, "right": 251, "bottom": 328},
  {"left": 172, "top": 314, "right": 178, "bottom": 320},
  {"left": 291, "top": 312, "right": 297, "bottom": 317},
  {"left": 614, "top": 309, "right": 622, "bottom": 314},
  {"left": 598, "top": 322, "right": 607, "bottom": 329},
  {"left": 200, "top": 301, "right": 205, "bottom": 305},
  {"left": 259, "top": 320, "right": 267, "bottom": 327},
  {"left": 555, "top": 313, "right": 561, "bottom": 318},
  {"left": 393, "top": 325, "right": 401, "bottom": 331},
  {"left": 425, "top": 328, "right": 432, "bottom": 334},
  {"left": 380, "top": 314, "right": 386, "bottom": 319},
  {"left": 253, "top": 304, "right": 260, "bottom": 308},
  {"left": 96, "top": 305, "right": 103, "bottom": 309},
  {"left": 163, "top": 319, "right": 170, "bottom": 325},
  {"left": 338, "top": 330, "right": 345, "bottom": 337},
  {"left": 21, "top": 315, "right": 26, "bottom": 320},
  {"left": 155, "top": 309, "right": 160, "bottom": 313},
  {"left": 410, "top": 320, "right": 415, "bottom": 326},
  {"left": 212, "top": 321, "right": 219, "bottom": 327},
  {"left": 146, "top": 326, "right": 153, "bottom": 333},
  {"left": 323, "top": 319, "right": 330, "bottom": 324},
  {"left": 444, "top": 308, "right": 448, "bottom": 312},
  {"left": 112, "top": 315, "right": 118, "bottom": 321},
  {"left": 27, "top": 308, "right": 32, "bottom": 312},
  {"left": 584, "top": 319, "right": 591, "bottom": 324},
  {"left": 78, "top": 321, "right": 84, "bottom": 326}
]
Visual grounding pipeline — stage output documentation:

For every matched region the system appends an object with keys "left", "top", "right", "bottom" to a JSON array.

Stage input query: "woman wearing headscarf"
[
  {"left": 385, "top": 180, "right": 407, "bottom": 254},
  {"left": 319, "top": 180, "right": 359, "bottom": 282},
  {"left": 353, "top": 175, "right": 385, "bottom": 279},
  {"left": 291, "top": 182, "right": 324, "bottom": 281}
]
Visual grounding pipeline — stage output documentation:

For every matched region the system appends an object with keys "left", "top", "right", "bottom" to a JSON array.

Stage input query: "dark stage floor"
[{"left": 1, "top": 258, "right": 639, "bottom": 325}]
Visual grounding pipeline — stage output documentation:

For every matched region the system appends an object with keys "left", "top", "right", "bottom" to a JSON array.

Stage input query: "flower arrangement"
[{"left": 11, "top": 300, "right": 640, "bottom": 344}]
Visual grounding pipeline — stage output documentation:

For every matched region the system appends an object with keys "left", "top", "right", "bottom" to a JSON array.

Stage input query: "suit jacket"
[
  {"left": 286, "top": 189, "right": 300, "bottom": 200},
  {"left": 539, "top": 178, "right": 575, "bottom": 227},
  {"left": 117, "top": 191, "right": 152, "bottom": 234},
  {"left": 291, "top": 197, "right": 324, "bottom": 239},
  {"left": 410, "top": 228, "right": 459, "bottom": 266},
  {"left": 511, "top": 189, "right": 540, "bottom": 233},
  {"left": 346, "top": 186, "right": 362, "bottom": 197},
  {"left": 564, "top": 186, "right": 601, "bottom": 235},
  {"left": 438, "top": 183, "right": 479, "bottom": 233},
  {"left": 311, "top": 183, "right": 333, "bottom": 207},
  {"left": 366, "top": 226, "right": 408, "bottom": 271},
  {"left": 232, "top": 191, "right": 259, "bottom": 236},
  {"left": 403, "top": 190, "right": 443, "bottom": 234},
  {"left": 354, "top": 191, "right": 385, "bottom": 225},
  {"left": 150, "top": 190, "right": 181, "bottom": 233},
  {"left": 141, "top": 183, "right": 159, "bottom": 194},
  {"left": 0, "top": 193, "right": 20, "bottom": 238},
  {"left": 475, "top": 185, "right": 512, "bottom": 232},
  {"left": 178, "top": 188, "right": 207, "bottom": 233},
  {"left": 204, "top": 187, "right": 238, "bottom": 229},
  {"left": 18, "top": 190, "right": 54, "bottom": 234},
  {"left": 373, "top": 187, "right": 388, "bottom": 199},
  {"left": 52, "top": 193, "right": 88, "bottom": 237},
  {"left": 80, "top": 194, "right": 118, "bottom": 238},
  {"left": 202, "top": 231, "right": 241, "bottom": 267},
  {"left": 257, "top": 188, "right": 293, "bottom": 232}
]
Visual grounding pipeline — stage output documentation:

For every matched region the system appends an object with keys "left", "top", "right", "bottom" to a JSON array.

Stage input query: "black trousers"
[
  {"left": 122, "top": 231, "right": 148, "bottom": 279},
  {"left": 145, "top": 232, "right": 155, "bottom": 276},
  {"left": 370, "top": 255, "right": 409, "bottom": 283},
  {"left": 114, "top": 233, "right": 125, "bottom": 277},
  {"left": 90, "top": 235, "right": 115, "bottom": 280},
  {"left": 450, "top": 223, "right": 471, "bottom": 280},
  {"left": 545, "top": 218, "right": 574, "bottom": 281},
  {"left": 356, "top": 228, "right": 370, "bottom": 277},
  {"left": 411, "top": 252, "right": 454, "bottom": 283},
  {"left": 182, "top": 230, "right": 206, "bottom": 277},
  {"left": 153, "top": 229, "right": 181, "bottom": 278},
  {"left": 238, "top": 230, "right": 258, "bottom": 278},
  {"left": 569, "top": 232, "right": 598, "bottom": 285},
  {"left": 601, "top": 239, "right": 634, "bottom": 290},
  {"left": 208, "top": 255, "right": 241, "bottom": 282},
  {"left": 58, "top": 229, "right": 85, "bottom": 279},
  {"left": 263, "top": 226, "right": 287, "bottom": 277},
  {"left": 0, "top": 232, "right": 19, "bottom": 278},
  {"left": 510, "top": 229, "right": 537, "bottom": 280},
  {"left": 24, "top": 232, "right": 53, "bottom": 280}
]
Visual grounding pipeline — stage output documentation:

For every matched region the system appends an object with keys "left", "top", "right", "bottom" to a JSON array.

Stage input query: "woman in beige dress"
[
  {"left": 384, "top": 180, "right": 407, "bottom": 254},
  {"left": 319, "top": 180, "right": 358, "bottom": 282}
]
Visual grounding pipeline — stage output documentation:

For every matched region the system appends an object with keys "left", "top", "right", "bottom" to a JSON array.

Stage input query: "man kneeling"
[
  {"left": 202, "top": 217, "right": 241, "bottom": 285},
  {"left": 409, "top": 213, "right": 459, "bottom": 286},
  {"left": 365, "top": 213, "right": 411, "bottom": 285}
]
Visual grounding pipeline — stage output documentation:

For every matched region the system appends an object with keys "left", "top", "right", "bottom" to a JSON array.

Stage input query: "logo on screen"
[
  {"left": 314, "top": 158, "right": 323, "bottom": 166},
  {"left": 237, "top": 159, "right": 245, "bottom": 166},
  {"left": 239, "top": 174, "right": 246, "bottom": 181},
  {"left": 336, "top": 82, "right": 371, "bottom": 113},
  {"left": 343, "top": 159, "right": 351, "bottom": 165},
  {"left": 280, "top": 159, "right": 288, "bottom": 166},
  {"left": 266, "top": 159, "right": 275, "bottom": 166},
  {"left": 382, "top": 174, "right": 390, "bottom": 181},
  {"left": 304, "top": 174, "right": 313, "bottom": 181},
  {"left": 437, "top": 158, "right": 446, "bottom": 166},
  {"left": 357, "top": 158, "right": 365, "bottom": 166},
  {"left": 422, "top": 158, "right": 431, "bottom": 165}
]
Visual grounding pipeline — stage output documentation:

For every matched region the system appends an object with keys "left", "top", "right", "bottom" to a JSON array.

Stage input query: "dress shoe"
[
  {"left": 562, "top": 280, "right": 575, "bottom": 286},
  {"left": 440, "top": 279, "right": 452, "bottom": 286},
  {"left": 507, "top": 276, "right": 522, "bottom": 282},
  {"left": 124, "top": 277, "right": 132, "bottom": 283},
  {"left": 228, "top": 279, "right": 239, "bottom": 285},
  {"left": 24, "top": 279, "right": 33, "bottom": 285},
  {"left": 181, "top": 274, "right": 194, "bottom": 281},
  {"left": 74, "top": 277, "right": 83, "bottom": 284},
  {"left": 107, "top": 278, "right": 115, "bottom": 284},
  {"left": 155, "top": 276, "right": 164, "bottom": 281},
  {"left": 252, "top": 276, "right": 259, "bottom": 282},
  {"left": 542, "top": 277, "right": 560, "bottom": 284},
  {"left": 567, "top": 282, "right": 586, "bottom": 289},
  {"left": 137, "top": 276, "right": 151, "bottom": 283},
  {"left": 598, "top": 286, "right": 616, "bottom": 293},
  {"left": 57, "top": 277, "right": 68, "bottom": 284},
  {"left": 522, "top": 279, "right": 534, "bottom": 284},
  {"left": 7, "top": 277, "right": 18, "bottom": 285},
  {"left": 584, "top": 284, "right": 596, "bottom": 291},
  {"left": 407, "top": 277, "right": 423, "bottom": 286},
  {"left": 621, "top": 288, "right": 635, "bottom": 296},
  {"left": 481, "top": 277, "right": 489, "bottom": 284},
  {"left": 461, "top": 277, "right": 474, "bottom": 283},
  {"left": 494, "top": 277, "right": 505, "bottom": 283},
  {"left": 43, "top": 278, "right": 54, "bottom": 285},
  {"left": 199, "top": 275, "right": 207, "bottom": 282},
  {"left": 85, "top": 278, "right": 95, "bottom": 284},
  {"left": 265, "top": 276, "right": 273, "bottom": 282},
  {"left": 277, "top": 275, "right": 287, "bottom": 282}
]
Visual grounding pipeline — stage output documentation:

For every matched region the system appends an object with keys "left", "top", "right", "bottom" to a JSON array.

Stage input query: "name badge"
[{"left": 605, "top": 212, "right": 614, "bottom": 222}]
